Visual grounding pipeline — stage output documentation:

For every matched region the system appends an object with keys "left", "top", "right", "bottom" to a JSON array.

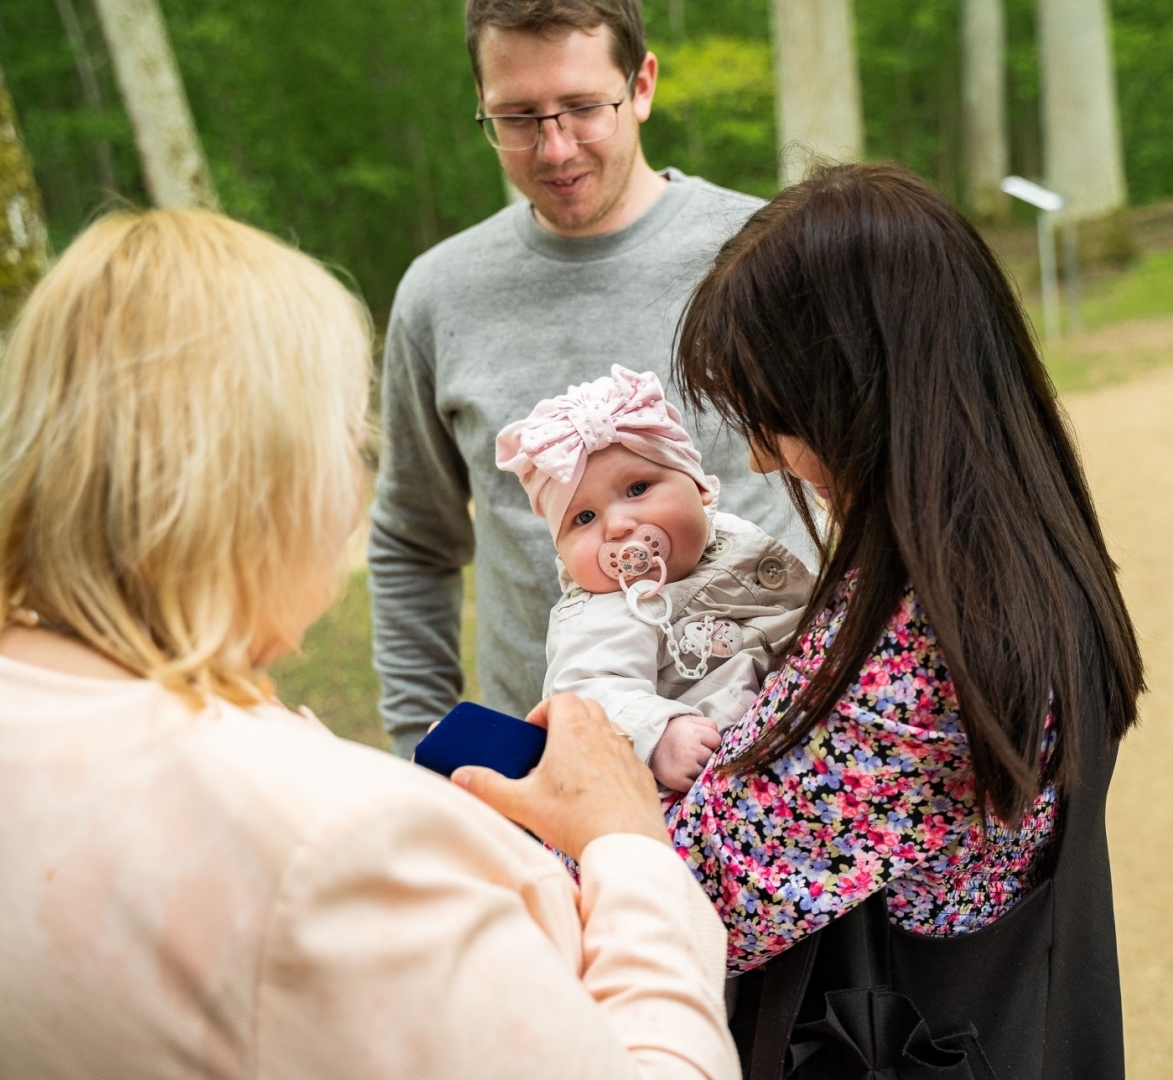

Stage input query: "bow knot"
[{"left": 570, "top": 400, "right": 618, "bottom": 455}]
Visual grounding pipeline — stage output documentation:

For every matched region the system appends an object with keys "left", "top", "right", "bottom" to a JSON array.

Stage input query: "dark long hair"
[{"left": 675, "top": 163, "right": 1143, "bottom": 824}]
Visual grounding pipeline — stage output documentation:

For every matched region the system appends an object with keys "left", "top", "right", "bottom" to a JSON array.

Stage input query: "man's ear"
[{"left": 633, "top": 51, "right": 657, "bottom": 123}]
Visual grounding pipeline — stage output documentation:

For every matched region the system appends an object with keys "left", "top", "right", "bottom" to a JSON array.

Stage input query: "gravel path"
[{"left": 1065, "top": 361, "right": 1173, "bottom": 1078}]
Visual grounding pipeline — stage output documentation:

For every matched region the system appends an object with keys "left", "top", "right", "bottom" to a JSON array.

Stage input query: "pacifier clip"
[{"left": 597, "top": 525, "right": 718, "bottom": 681}]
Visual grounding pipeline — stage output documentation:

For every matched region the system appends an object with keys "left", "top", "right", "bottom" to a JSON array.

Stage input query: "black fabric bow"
[{"left": 785, "top": 987, "right": 999, "bottom": 1080}]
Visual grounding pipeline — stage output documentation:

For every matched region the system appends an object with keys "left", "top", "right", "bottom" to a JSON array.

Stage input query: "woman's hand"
[{"left": 451, "top": 693, "right": 670, "bottom": 862}]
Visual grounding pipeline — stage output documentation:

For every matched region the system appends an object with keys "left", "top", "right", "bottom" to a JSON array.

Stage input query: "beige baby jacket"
[{"left": 545, "top": 511, "right": 813, "bottom": 764}]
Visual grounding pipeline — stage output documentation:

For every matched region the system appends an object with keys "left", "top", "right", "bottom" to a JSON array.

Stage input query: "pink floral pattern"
[{"left": 663, "top": 575, "right": 1059, "bottom": 973}]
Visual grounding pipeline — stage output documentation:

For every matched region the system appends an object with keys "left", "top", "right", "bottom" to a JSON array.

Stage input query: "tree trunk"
[
  {"left": 91, "top": 0, "right": 219, "bottom": 210},
  {"left": 772, "top": 0, "right": 863, "bottom": 188},
  {"left": 961, "top": 0, "right": 1009, "bottom": 223},
  {"left": 55, "top": 0, "right": 119, "bottom": 194},
  {"left": 0, "top": 63, "right": 50, "bottom": 333},
  {"left": 1037, "top": 0, "right": 1126, "bottom": 218}
]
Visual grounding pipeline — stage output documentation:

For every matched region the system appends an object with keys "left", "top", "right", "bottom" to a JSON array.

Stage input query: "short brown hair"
[{"left": 466, "top": 0, "right": 646, "bottom": 87}]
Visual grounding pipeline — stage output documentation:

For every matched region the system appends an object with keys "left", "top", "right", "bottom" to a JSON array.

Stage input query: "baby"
[{"left": 496, "top": 365, "right": 811, "bottom": 792}]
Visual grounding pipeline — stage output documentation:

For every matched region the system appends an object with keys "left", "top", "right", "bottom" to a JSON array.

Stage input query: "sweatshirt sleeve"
[
  {"left": 256, "top": 783, "right": 739, "bottom": 1080},
  {"left": 368, "top": 303, "right": 476, "bottom": 758},
  {"left": 545, "top": 593, "right": 702, "bottom": 764}
]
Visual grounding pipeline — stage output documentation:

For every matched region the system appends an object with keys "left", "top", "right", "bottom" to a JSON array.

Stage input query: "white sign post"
[{"left": 1000, "top": 176, "right": 1073, "bottom": 345}]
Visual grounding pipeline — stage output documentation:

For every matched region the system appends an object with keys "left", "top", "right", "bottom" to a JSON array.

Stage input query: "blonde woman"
[{"left": 0, "top": 211, "right": 738, "bottom": 1080}]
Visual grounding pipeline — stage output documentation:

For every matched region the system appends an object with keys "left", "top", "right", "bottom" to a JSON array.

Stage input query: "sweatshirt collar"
[{"left": 513, "top": 168, "right": 696, "bottom": 263}]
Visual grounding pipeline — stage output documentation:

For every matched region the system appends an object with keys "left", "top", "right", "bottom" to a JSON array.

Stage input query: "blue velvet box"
[{"left": 413, "top": 702, "right": 547, "bottom": 780}]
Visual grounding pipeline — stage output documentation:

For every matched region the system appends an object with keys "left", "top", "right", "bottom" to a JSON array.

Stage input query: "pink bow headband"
[{"left": 495, "top": 365, "right": 713, "bottom": 539}]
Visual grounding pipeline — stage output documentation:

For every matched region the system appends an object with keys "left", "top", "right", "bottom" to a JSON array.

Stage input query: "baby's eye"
[
  {"left": 573, "top": 509, "right": 596, "bottom": 526},
  {"left": 627, "top": 481, "right": 649, "bottom": 498}
]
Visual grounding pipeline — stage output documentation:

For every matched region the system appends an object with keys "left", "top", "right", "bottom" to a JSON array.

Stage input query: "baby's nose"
[{"left": 603, "top": 514, "right": 637, "bottom": 542}]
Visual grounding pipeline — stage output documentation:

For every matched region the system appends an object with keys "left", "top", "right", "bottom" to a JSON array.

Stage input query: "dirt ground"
[{"left": 1064, "top": 360, "right": 1173, "bottom": 1078}]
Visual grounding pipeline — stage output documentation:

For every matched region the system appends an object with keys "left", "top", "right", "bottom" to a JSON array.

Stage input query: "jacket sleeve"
[
  {"left": 545, "top": 594, "right": 702, "bottom": 764},
  {"left": 368, "top": 305, "right": 476, "bottom": 758},
  {"left": 255, "top": 786, "right": 740, "bottom": 1080}
]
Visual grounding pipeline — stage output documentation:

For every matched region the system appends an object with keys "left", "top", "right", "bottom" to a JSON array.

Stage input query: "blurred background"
[{"left": 2, "top": 0, "right": 1171, "bottom": 1073}]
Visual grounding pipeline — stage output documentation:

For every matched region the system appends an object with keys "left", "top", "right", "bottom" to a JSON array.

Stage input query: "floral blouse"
[{"left": 663, "top": 574, "right": 1059, "bottom": 974}]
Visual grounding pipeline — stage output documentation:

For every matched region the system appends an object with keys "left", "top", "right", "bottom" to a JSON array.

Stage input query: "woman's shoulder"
[
  {"left": 0, "top": 659, "right": 566, "bottom": 893},
  {"left": 192, "top": 697, "right": 563, "bottom": 877}
]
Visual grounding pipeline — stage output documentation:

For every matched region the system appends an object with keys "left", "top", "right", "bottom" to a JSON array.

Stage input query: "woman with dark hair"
[{"left": 669, "top": 162, "right": 1143, "bottom": 1079}]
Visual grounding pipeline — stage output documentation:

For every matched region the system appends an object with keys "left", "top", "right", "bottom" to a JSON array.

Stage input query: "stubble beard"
[{"left": 516, "top": 136, "right": 639, "bottom": 235}]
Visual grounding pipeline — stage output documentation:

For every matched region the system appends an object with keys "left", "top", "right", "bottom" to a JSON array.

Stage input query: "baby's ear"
[{"left": 700, "top": 485, "right": 715, "bottom": 506}]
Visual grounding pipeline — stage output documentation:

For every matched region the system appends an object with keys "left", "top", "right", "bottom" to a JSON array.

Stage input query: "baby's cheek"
[{"left": 558, "top": 538, "right": 620, "bottom": 594}]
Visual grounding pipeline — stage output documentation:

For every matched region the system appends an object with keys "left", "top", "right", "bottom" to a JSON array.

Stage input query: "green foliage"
[
  {"left": 645, "top": 36, "right": 775, "bottom": 198},
  {"left": 857, "top": 0, "right": 963, "bottom": 204},
  {"left": 0, "top": 0, "right": 505, "bottom": 328},
  {"left": 4, "top": 0, "right": 1173, "bottom": 340},
  {"left": 0, "top": 3, "right": 143, "bottom": 252},
  {"left": 641, "top": 0, "right": 770, "bottom": 43},
  {"left": 1113, "top": 0, "right": 1173, "bottom": 205}
]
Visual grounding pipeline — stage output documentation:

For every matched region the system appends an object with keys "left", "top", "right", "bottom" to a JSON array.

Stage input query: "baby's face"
[{"left": 556, "top": 444, "right": 713, "bottom": 594}]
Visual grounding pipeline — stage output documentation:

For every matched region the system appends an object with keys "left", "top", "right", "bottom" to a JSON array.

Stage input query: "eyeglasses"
[{"left": 476, "top": 73, "right": 636, "bottom": 152}]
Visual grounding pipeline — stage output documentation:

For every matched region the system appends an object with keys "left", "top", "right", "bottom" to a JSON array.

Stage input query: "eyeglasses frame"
[{"left": 475, "top": 71, "right": 638, "bottom": 152}]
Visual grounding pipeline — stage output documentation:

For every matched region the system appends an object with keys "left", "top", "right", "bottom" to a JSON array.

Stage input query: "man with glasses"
[{"left": 369, "top": 0, "right": 814, "bottom": 757}]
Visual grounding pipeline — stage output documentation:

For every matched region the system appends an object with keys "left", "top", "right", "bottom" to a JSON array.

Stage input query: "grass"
[
  {"left": 1017, "top": 247, "right": 1173, "bottom": 394},
  {"left": 1023, "top": 248, "right": 1173, "bottom": 339},
  {"left": 1043, "top": 317, "right": 1173, "bottom": 395},
  {"left": 1077, "top": 249, "right": 1173, "bottom": 330},
  {"left": 275, "top": 243, "right": 1173, "bottom": 748},
  {"left": 270, "top": 564, "right": 479, "bottom": 751}
]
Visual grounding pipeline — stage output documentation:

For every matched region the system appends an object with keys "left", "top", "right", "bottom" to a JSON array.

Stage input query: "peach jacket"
[{"left": 0, "top": 655, "right": 739, "bottom": 1079}]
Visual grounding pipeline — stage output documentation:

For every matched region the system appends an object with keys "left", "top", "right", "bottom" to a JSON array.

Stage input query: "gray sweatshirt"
[{"left": 369, "top": 169, "right": 817, "bottom": 757}]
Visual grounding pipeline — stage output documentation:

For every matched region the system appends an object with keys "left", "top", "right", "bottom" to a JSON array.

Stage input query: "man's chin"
[
  {"left": 505, "top": 173, "right": 606, "bottom": 232},
  {"left": 537, "top": 204, "right": 601, "bottom": 232},
  {"left": 529, "top": 190, "right": 615, "bottom": 234}
]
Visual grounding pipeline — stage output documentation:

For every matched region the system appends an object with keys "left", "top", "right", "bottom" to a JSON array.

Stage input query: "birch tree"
[
  {"left": 0, "top": 63, "right": 50, "bottom": 333},
  {"left": 961, "top": 0, "right": 1009, "bottom": 222},
  {"left": 771, "top": 0, "right": 864, "bottom": 187},
  {"left": 1037, "top": 0, "right": 1126, "bottom": 218},
  {"left": 92, "top": 0, "right": 219, "bottom": 210}
]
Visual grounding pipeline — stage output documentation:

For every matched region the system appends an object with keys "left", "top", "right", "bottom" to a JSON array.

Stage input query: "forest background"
[{"left": 5, "top": 0, "right": 1173, "bottom": 332}]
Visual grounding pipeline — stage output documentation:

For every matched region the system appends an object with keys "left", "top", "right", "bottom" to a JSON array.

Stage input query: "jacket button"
[{"left": 757, "top": 556, "right": 786, "bottom": 588}]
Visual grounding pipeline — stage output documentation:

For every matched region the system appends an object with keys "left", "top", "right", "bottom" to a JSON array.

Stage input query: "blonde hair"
[{"left": 0, "top": 210, "right": 373, "bottom": 705}]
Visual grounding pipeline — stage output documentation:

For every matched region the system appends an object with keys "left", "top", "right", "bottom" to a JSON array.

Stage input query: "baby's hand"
[{"left": 650, "top": 714, "right": 722, "bottom": 793}]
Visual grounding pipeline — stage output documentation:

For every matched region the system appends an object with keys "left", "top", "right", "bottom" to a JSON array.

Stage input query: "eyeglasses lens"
[{"left": 484, "top": 104, "right": 619, "bottom": 151}]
